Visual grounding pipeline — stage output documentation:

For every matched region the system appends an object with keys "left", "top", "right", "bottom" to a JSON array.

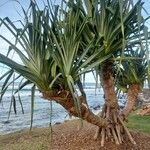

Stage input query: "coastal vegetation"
[{"left": 0, "top": 0, "right": 150, "bottom": 147}]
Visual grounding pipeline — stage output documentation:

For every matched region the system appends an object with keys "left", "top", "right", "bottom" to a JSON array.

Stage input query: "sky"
[
  {"left": 0, "top": 0, "right": 149, "bottom": 20},
  {"left": 0, "top": 0, "right": 150, "bottom": 81},
  {"left": 0, "top": 0, "right": 149, "bottom": 52}
]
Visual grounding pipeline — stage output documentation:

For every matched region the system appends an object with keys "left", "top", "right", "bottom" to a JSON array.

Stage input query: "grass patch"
[{"left": 127, "top": 110, "right": 150, "bottom": 134}]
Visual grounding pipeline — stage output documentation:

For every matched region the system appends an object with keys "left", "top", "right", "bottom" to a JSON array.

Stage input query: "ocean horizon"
[
  {"left": 0, "top": 84, "right": 108, "bottom": 135},
  {"left": 0, "top": 81, "right": 148, "bottom": 135}
]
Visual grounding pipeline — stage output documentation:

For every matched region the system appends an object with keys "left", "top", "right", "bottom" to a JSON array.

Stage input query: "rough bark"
[
  {"left": 94, "top": 62, "right": 136, "bottom": 146},
  {"left": 42, "top": 91, "right": 108, "bottom": 128},
  {"left": 101, "top": 62, "right": 118, "bottom": 109},
  {"left": 122, "top": 84, "right": 140, "bottom": 118}
]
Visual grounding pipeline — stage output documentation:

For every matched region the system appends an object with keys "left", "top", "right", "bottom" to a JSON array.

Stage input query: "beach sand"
[{"left": 0, "top": 119, "right": 150, "bottom": 150}]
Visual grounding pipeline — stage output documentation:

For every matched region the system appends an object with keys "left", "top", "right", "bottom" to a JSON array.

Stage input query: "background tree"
[{"left": 116, "top": 48, "right": 149, "bottom": 118}]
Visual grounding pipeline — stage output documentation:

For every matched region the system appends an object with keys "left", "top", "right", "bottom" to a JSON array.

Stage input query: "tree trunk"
[
  {"left": 94, "top": 62, "right": 136, "bottom": 146},
  {"left": 122, "top": 84, "right": 141, "bottom": 118},
  {"left": 42, "top": 91, "right": 108, "bottom": 128},
  {"left": 101, "top": 62, "right": 118, "bottom": 109}
]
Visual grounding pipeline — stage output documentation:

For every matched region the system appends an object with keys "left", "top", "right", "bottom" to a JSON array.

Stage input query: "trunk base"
[
  {"left": 42, "top": 91, "right": 108, "bottom": 128},
  {"left": 94, "top": 104, "right": 136, "bottom": 146}
]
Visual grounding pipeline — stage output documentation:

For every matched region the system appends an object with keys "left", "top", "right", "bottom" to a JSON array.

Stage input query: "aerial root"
[{"left": 94, "top": 104, "right": 136, "bottom": 146}]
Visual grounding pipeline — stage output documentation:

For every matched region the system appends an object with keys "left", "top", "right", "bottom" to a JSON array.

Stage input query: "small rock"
[
  {"left": 2, "top": 120, "right": 10, "bottom": 124},
  {"left": 55, "top": 122, "right": 61, "bottom": 125},
  {"left": 92, "top": 104, "right": 101, "bottom": 110}
]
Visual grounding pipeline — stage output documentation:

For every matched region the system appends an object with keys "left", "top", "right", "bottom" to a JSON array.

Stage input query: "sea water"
[{"left": 0, "top": 87, "right": 110, "bottom": 135}]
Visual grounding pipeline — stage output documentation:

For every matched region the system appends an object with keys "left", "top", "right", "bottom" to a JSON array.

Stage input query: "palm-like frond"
[
  {"left": 0, "top": 1, "right": 110, "bottom": 94},
  {"left": 116, "top": 48, "right": 148, "bottom": 92},
  {"left": 0, "top": 1, "right": 56, "bottom": 92},
  {"left": 79, "top": 0, "right": 149, "bottom": 60}
]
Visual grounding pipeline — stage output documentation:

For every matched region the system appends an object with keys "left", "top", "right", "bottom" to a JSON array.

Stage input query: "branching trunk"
[
  {"left": 121, "top": 84, "right": 140, "bottom": 118},
  {"left": 94, "top": 62, "right": 136, "bottom": 146},
  {"left": 42, "top": 91, "right": 108, "bottom": 128}
]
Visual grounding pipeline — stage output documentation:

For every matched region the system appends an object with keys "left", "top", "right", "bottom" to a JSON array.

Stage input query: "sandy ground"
[{"left": 0, "top": 119, "right": 150, "bottom": 150}]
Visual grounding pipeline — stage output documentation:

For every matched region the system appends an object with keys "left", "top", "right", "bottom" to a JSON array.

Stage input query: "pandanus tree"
[
  {"left": 117, "top": 48, "right": 149, "bottom": 118},
  {"left": 78, "top": 0, "right": 150, "bottom": 145},
  {"left": 0, "top": 0, "right": 149, "bottom": 147},
  {"left": 0, "top": 1, "right": 109, "bottom": 129}
]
